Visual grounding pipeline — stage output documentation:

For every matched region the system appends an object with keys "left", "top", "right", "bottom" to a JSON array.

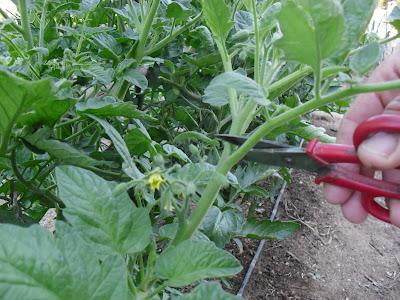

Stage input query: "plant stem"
[
  {"left": 0, "top": 8, "right": 24, "bottom": 34},
  {"left": 172, "top": 79, "right": 400, "bottom": 244},
  {"left": 38, "top": 0, "right": 48, "bottom": 65},
  {"left": 75, "top": 14, "right": 90, "bottom": 56},
  {"left": 134, "top": 0, "right": 160, "bottom": 62},
  {"left": 55, "top": 116, "right": 82, "bottom": 128},
  {"left": 17, "top": 0, "right": 34, "bottom": 50},
  {"left": 145, "top": 13, "right": 202, "bottom": 56},
  {"left": 65, "top": 122, "right": 96, "bottom": 142},
  {"left": 251, "top": 0, "right": 260, "bottom": 83},
  {"left": 11, "top": 150, "right": 63, "bottom": 207}
]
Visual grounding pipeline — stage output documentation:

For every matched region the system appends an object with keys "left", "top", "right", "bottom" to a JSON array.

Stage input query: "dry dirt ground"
[{"left": 237, "top": 112, "right": 400, "bottom": 299}]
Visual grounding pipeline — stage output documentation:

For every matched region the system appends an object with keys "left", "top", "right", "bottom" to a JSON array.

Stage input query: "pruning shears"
[{"left": 217, "top": 115, "right": 400, "bottom": 224}]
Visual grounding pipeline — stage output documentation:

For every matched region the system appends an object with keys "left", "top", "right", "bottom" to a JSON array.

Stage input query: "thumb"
[
  {"left": 358, "top": 132, "right": 400, "bottom": 170},
  {"left": 358, "top": 98, "right": 400, "bottom": 170}
]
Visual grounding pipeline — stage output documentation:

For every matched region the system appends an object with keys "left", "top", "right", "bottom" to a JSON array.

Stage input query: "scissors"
[{"left": 217, "top": 114, "right": 400, "bottom": 224}]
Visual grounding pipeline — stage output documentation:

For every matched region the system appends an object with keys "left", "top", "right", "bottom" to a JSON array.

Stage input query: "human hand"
[{"left": 323, "top": 48, "right": 400, "bottom": 226}]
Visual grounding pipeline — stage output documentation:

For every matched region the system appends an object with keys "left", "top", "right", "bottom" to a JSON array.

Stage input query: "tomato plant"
[{"left": 1, "top": 0, "right": 400, "bottom": 298}]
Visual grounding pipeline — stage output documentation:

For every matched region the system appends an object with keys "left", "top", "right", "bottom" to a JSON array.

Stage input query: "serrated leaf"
[
  {"left": 349, "top": 41, "right": 381, "bottom": 75},
  {"left": 204, "top": 71, "right": 267, "bottom": 107},
  {"left": 201, "top": 0, "right": 233, "bottom": 42},
  {"left": 81, "top": 0, "right": 101, "bottom": 11},
  {"left": 234, "top": 162, "right": 276, "bottom": 189},
  {"left": 0, "top": 223, "right": 131, "bottom": 300},
  {"left": 91, "top": 33, "right": 121, "bottom": 61},
  {"left": 166, "top": 1, "right": 192, "bottom": 22},
  {"left": 239, "top": 219, "right": 300, "bottom": 240},
  {"left": 123, "top": 69, "right": 148, "bottom": 90},
  {"left": 89, "top": 116, "right": 143, "bottom": 179},
  {"left": 336, "top": 0, "right": 376, "bottom": 57},
  {"left": 124, "top": 128, "right": 152, "bottom": 156},
  {"left": 163, "top": 144, "right": 191, "bottom": 162},
  {"left": 176, "top": 282, "right": 243, "bottom": 300},
  {"left": 200, "top": 207, "right": 244, "bottom": 248},
  {"left": 155, "top": 240, "right": 242, "bottom": 287},
  {"left": 0, "top": 70, "right": 73, "bottom": 154},
  {"left": 234, "top": 10, "right": 253, "bottom": 31},
  {"left": 76, "top": 96, "right": 156, "bottom": 121},
  {"left": 81, "top": 65, "right": 114, "bottom": 85},
  {"left": 56, "top": 166, "right": 151, "bottom": 256},
  {"left": 24, "top": 133, "right": 101, "bottom": 168},
  {"left": 276, "top": 0, "right": 345, "bottom": 69},
  {"left": 389, "top": 5, "right": 400, "bottom": 32}
]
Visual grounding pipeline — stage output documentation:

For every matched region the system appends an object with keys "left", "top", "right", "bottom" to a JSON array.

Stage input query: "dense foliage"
[{"left": 1, "top": 0, "right": 400, "bottom": 298}]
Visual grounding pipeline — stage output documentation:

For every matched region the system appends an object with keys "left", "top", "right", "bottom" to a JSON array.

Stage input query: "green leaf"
[
  {"left": 24, "top": 129, "right": 101, "bottom": 168},
  {"left": 201, "top": 0, "right": 233, "bottom": 42},
  {"left": 176, "top": 282, "right": 243, "bottom": 300},
  {"left": 173, "top": 131, "right": 219, "bottom": 146},
  {"left": 76, "top": 96, "right": 156, "bottom": 121},
  {"left": 234, "top": 10, "right": 253, "bottom": 30},
  {"left": 80, "top": 65, "right": 114, "bottom": 85},
  {"left": 124, "top": 128, "right": 152, "bottom": 156},
  {"left": 123, "top": 69, "right": 148, "bottom": 90},
  {"left": 349, "top": 41, "right": 381, "bottom": 75},
  {"left": 0, "top": 70, "right": 73, "bottom": 154},
  {"left": 81, "top": 0, "right": 101, "bottom": 11},
  {"left": 204, "top": 71, "right": 267, "bottom": 107},
  {"left": 56, "top": 166, "right": 152, "bottom": 255},
  {"left": 166, "top": 1, "right": 192, "bottom": 22},
  {"left": 91, "top": 33, "right": 121, "bottom": 61},
  {"left": 234, "top": 163, "right": 276, "bottom": 189},
  {"left": 0, "top": 204, "right": 35, "bottom": 227},
  {"left": 0, "top": 223, "right": 131, "bottom": 300},
  {"left": 336, "top": 0, "right": 376, "bottom": 56},
  {"left": 89, "top": 116, "right": 144, "bottom": 179},
  {"left": 200, "top": 207, "right": 243, "bottom": 248},
  {"left": 389, "top": 5, "right": 400, "bottom": 32},
  {"left": 163, "top": 144, "right": 191, "bottom": 162},
  {"left": 239, "top": 219, "right": 300, "bottom": 240},
  {"left": 155, "top": 240, "right": 242, "bottom": 287},
  {"left": 276, "top": 0, "right": 345, "bottom": 69}
]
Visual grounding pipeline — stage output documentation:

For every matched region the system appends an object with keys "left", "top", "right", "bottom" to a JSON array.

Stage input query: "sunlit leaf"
[
  {"left": 155, "top": 240, "right": 242, "bottom": 287},
  {"left": 276, "top": 0, "right": 345, "bottom": 69}
]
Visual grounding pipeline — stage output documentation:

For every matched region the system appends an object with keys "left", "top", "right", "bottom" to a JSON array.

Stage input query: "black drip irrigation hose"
[{"left": 237, "top": 140, "right": 304, "bottom": 297}]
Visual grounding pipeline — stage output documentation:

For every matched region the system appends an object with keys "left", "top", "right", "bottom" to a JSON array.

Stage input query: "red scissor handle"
[{"left": 306, "top": 114, "right": 400, "bottom": 224}]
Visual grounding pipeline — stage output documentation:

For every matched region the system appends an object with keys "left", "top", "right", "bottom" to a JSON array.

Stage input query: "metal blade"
[
  {"left": 215, "top": 134, "right": 291, "bottom": 149},
  {"left": 244, "top": 148, "right": 324, "bottom": 173}
]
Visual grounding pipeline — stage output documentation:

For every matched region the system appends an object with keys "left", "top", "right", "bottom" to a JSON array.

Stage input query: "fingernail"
[{"left": 360, "top": 132, "right": 399, "bottom": 158}]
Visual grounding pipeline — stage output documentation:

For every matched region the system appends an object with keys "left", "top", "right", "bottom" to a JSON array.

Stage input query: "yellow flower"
[{"left": 147, "top": 173, "right": 164, "bottom": 191}]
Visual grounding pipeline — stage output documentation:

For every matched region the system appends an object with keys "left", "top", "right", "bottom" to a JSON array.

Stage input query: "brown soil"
[{"left": 230, "top": 112, "right": 400, "bottom": 299}]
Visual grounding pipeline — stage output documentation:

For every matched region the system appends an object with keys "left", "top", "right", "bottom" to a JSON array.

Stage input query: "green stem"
[
  {"left": 11, "top": 150, "right": 63, "bottom": 207},
  {"left": 145, "top": 13, "right": 202, "bottom": 56},
  {"left": 380, "top": 34, "right": 400, "bottom": 45},
  {"left": 38, "top": 0, "right": 48, "bottom": 65},
  {"left": 172, "top": 79, "right": 400, "bottom": 244},
  {"left": 0, "top": 8, "right": 23, "bottom": 34},
  {"left": 65, "top": 122, "right": 96, "bottom": 142},
  {"left": 55, "top": 116, "right": 82, "bottom": 128},
  {"left": 134, "top": 0, "right": 160, "bottom": 62},
  {"left": 75, "top": 14, "right": 90, "bottom": 56},
  {"left": 251, "top": 0, "right": 260, "bottom": 83},
  {"left": 17, "top": 0, "right": 34, "bottom": 50},
  {"left": 0, "top": 32, "right": 39, "bottom": 79},
  {"left": 314, "top": 61, "right": 322, "bottom": 100}
]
